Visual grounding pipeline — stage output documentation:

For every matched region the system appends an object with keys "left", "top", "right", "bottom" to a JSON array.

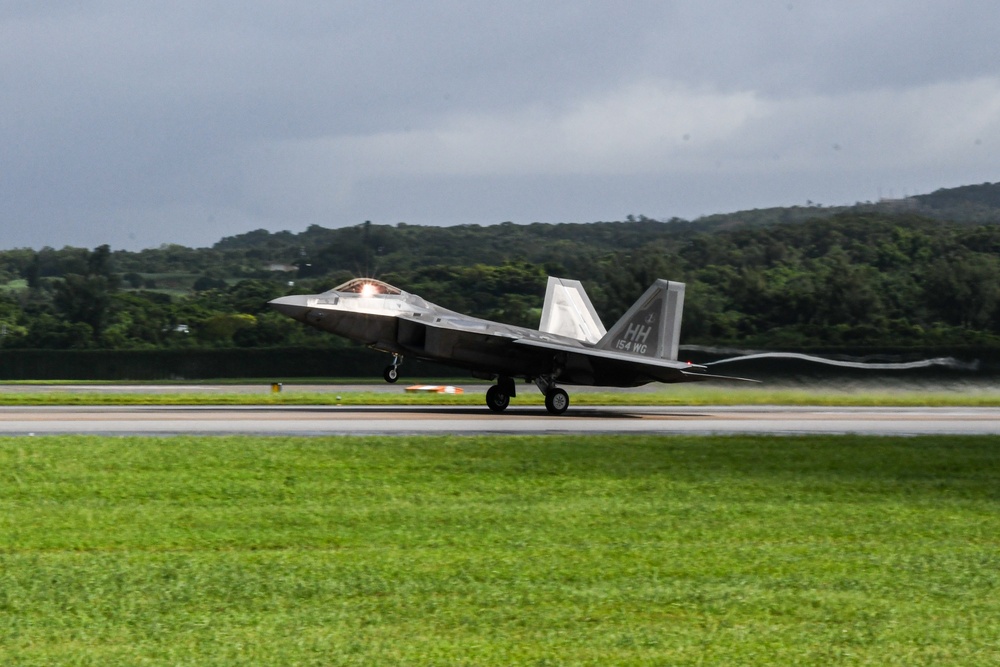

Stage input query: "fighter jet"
[{"left": 269, "top": 276, "right": 742, "bottom": 414}]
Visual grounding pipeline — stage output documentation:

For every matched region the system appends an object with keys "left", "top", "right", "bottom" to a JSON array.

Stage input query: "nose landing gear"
[{"left": 383, "top": 354, "right": 403, "bottom": 383}]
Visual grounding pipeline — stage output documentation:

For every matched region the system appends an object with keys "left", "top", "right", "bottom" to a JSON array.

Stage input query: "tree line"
[{"left": 0, "top": 211, "right": 998, "bottom": 352}]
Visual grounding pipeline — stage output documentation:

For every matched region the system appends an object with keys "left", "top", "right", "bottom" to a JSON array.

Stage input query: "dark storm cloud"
[{"left": 2, "top": 1, "right": 998, "bottom": 250}]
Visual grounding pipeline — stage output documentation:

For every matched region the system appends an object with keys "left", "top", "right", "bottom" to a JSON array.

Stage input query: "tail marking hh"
[{"left": 598, "top": 280, "right": 685, "bottom": 360}]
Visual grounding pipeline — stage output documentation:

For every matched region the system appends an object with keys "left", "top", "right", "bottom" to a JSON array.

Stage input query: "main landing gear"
[
  {"left": 383, "top": 354, "right": 403, "bottom": 383},
  {"left": 484, "top": 375, "right": 570, "bottom": 415},
  {"left": 486, "top": 376, "right": 515, "bottom": 413},
  {"left": 536, "top": 375, "right": 569, "bottom": 415},
  {"left": 544, "top": 387, "right": 569, "bottom": 415}
]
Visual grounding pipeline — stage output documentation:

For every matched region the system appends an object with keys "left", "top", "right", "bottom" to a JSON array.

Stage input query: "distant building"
[{"left": 877, "top": 196, "right": 918, "bottom": 211}]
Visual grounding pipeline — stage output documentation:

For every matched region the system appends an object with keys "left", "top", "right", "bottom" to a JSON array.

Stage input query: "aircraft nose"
[{"left": 268, "top": 295, "right": 311, "bottom": 319}]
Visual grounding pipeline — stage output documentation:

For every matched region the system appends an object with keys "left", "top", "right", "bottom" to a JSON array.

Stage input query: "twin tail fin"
[
  {"left": 538, "top": 277, "right": 607, "bottom": 345},
  {"left": 539, "top": 277, "right": 685, "bottom": 361},
  {"left": 596, "top": 279, "right": 685, "bottom": 361}
]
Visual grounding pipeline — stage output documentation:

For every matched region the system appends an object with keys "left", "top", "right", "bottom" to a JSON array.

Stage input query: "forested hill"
[
  {"left": 0, "top": 180, "right": 998, "bottom": 353},
  {"left": 685, "top": 181, "right": 1000, "bottom": 230},
  {"left": 214, "top": 217, "right": 686, "bottom": 277},
  {"left": 912, "top": 181, "right": 1000, "bottom": 220},
  {"left": 205, "top": 181, "right": 1000, "bottom": 270}
]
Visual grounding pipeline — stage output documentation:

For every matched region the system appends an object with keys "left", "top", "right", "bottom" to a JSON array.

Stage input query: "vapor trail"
[{"left": 705, "top": 352, "right": 978, "bottom": 371}]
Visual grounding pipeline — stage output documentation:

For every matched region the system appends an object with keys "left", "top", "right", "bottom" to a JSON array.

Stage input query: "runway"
[{"left": 2, "top": 405, "right": 999, "bottom": 436}]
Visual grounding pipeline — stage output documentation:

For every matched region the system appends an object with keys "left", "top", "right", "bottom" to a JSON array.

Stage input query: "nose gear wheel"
[{"left": 383, "top": 354, "right": 403, "bottom": 383}]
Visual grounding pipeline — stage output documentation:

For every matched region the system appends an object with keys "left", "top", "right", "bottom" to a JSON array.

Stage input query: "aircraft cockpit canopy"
[{"left": 329, "top": 278, "right": 403, "bottom": 297}]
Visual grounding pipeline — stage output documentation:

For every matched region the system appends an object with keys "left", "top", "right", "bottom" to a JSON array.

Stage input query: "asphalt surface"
[{"left": 2, "top": 405, "right": 999, "bottom": 436}]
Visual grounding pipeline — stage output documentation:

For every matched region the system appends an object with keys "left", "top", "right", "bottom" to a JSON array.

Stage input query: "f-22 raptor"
[{"left": 269, "top": 276, "right": 742, "bottom": 415}]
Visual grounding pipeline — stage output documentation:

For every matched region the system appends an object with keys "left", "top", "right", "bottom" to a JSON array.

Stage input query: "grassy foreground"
[{"left": 2, "top": 435, "right": 1000, "bottom": 665}]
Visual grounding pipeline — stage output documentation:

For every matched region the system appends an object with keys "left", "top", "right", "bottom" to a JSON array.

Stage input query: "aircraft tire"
[
  {"left": 383, "top": 366, "right": 399, "bottom": 383},
  {"left": 544, "top": 388, "right": 569, "bottom": 415},
  {"left": 486, "top": 385, "right": 510, "bottom": 412}
]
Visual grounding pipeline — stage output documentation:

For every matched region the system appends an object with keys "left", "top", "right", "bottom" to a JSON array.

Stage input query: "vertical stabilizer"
[
  {"left": 538, "top": 277, "right": 607, "bottom": 344},
  {"left": 597, "top": 280, "right": 685, "bottom": 360}
]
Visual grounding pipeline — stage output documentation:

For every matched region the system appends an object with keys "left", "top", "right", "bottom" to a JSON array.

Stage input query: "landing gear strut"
[{"left": 383, "top": 354, "right": 403, "bottom": 383}]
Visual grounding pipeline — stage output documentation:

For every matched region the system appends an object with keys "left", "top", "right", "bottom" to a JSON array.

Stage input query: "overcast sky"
[{"left": 3, "top": 1, "right": 998, "bottom": 250}]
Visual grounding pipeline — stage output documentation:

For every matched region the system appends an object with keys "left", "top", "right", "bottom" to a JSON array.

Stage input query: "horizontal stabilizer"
[{"left": 680, "top": 370, "right": 761, "bottom": 383}]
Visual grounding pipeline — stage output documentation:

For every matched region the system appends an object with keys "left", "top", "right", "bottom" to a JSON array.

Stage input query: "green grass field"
[{"left": 2, "top": 435, "right": 999, "bottom": 665}]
